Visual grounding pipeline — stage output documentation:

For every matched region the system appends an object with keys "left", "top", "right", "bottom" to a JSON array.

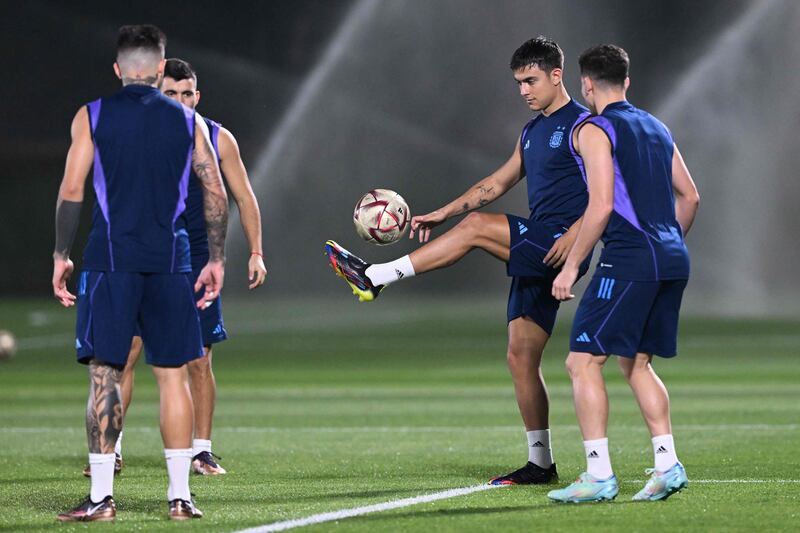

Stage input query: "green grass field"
[{"left": 1, "top": 297, "right": 798, "bottom": 532}]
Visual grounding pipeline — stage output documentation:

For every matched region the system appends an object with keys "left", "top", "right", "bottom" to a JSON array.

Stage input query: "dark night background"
[{"left": 2, "top": 0, "right": 797, "bottom": 316}]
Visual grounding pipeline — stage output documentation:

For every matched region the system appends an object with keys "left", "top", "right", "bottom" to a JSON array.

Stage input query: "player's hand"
[
  {"left": 543, "top": 230, "right": 577, "bottom": 268},
  {"left": 551, "top": 264, "right": 578, "bottom": 301},
  {"left": 410, "top": 209, "right": 447, "bottom": 243},
  {"left": 248, "top": 254, "right": 267, "bottom": 289},
  {"left": 52, "top": 256, "right": 76, "bottom": 307},
  {"left": 195, "top": 260, "right": 225, "bottom": 309}
]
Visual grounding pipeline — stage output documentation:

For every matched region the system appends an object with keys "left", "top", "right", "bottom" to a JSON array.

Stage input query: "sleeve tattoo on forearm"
[
  {"left": 192, "top": 146, "right": 228, "bottom": 261},
  {"left": 86, "top": 361, "right": 123, "bottom": 454}
]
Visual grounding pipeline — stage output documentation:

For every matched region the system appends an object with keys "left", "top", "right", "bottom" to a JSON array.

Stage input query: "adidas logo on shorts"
[
  {"left": 517, "top": 222, "right": 528, "bottom": 235},
  {"left": 576, "top": 332, "right": 591, "bottom": 343}
]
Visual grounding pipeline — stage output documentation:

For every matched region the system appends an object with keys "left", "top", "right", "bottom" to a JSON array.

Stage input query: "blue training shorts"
[
  {"left": 506, "top": 214, "right": 591, "bottom": 335},
  {"left": 570, "top": 275, "right": 688, "bottom": 358},
  {"left": 75, "top": 271, "right": 204, "bottom": 367},
  {"left": 191, "top": 265, "right": 228, "bottom": 347}
]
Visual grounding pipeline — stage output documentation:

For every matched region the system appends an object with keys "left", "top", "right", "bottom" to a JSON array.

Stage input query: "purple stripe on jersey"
[
  {"left": 568, "top": 112, "right": 591, "bottom": 184},
  {"left": 170, "top": 108, "right": 195, "bottom": 271},
  {"left": 593, "top": 280, "right": 633, "bottom": 354},
  {"left": 587, "top": 116, "right": 617, "bottom": 149},
  {"left": 210, "top": 121, "right": 220, "bottom": 160},
  {"left": 611, "top": 157, "right": 643, "bottom": 232},
  {"left": 87, "top": 99, "right": 115, "bottom": 271},
  {"left": 171, "top": 145, "right": 194, "bottom": 272},
  {"left": 182, "top": 104, "right": 195, "bottom": 137}
]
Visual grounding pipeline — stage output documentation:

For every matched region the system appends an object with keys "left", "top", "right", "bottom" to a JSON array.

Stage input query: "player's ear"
[
  {"left": 550, "top": 68, "right": 563, "bottom": 86},
  {"left": 623, "top": 77, "right": 630, "bottom": 90},
  {"left": 113, "top": 62, "right": 122, "bottom": 80},
  {"left": 195, "top": 90, "right": 201, "bottom": 105}
]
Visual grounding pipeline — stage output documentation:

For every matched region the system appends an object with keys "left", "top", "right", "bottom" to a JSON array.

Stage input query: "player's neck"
[
  {"left": 593, "top": 91, "right": 626, "bottom": 114},
  {"left": 541, "top": 88, "right": 571, "bottom": 117}
]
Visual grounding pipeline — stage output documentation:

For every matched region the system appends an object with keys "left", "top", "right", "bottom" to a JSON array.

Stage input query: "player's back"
[
  {"left": 583, "top": 101, "right": 689, "bottom": 281},
  {"left": 182, "top": 117, "right": 222, "bottom": 269},
  {"left": 83, "top": 85, "right": 194, "bottom": 274}
]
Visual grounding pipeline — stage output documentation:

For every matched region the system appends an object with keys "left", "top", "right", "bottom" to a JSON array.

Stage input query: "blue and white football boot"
[
  {"left": 547, "top": 472, "right": 619, "bottom": 503},
  {"left": 632, "top": 462, "right": 688, "bottom": 501}
]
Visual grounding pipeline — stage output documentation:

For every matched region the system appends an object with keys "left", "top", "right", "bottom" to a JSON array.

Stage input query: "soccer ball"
[
  {"left": 353, "top": 189, "right": 411, "bottom": 245},
  {"left": 0, "top": 330, "right": 17, "bottom": 361}
]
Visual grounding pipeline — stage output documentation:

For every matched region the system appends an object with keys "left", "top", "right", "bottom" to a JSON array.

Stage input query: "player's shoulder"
[
  {"left": 202, "top": 115, "right": 223, "bottom": 131},
  {"left": 567, "top": 99, "right": 590, "bottom": 117}
]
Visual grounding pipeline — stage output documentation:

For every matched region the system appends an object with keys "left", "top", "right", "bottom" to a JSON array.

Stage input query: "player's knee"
[
  {"left": 565, "top": 352, "right": 603, "bottom": 379},
  {"left": 457, "top": 212, "right": 486, "bottom": 240},
  {"left": 188, "top": 353, "right": 211, "bottom": 377}
]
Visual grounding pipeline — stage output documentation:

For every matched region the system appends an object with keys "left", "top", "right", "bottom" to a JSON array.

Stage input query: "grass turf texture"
[{"left": 0, "top": 297, "right": 798, "bottom": 532}]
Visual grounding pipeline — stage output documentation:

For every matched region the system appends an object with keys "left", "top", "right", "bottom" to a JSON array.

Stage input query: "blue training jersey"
[
  {"left": 82, "top": 84, "right": 194, "bottom": 273},
  {"left": 520, "top": 99, "right": 590, "bottom": 229},
  {"left": 572, "top": 101, "right": 690, "bottom": 281},
  {"left": 183, "top": 117, "right": 222, "bottom": 269}
]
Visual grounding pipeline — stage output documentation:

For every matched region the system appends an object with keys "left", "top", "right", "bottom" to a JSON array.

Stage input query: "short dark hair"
[
  {"left": 578, "top": 44, "right": 629, "bottom": 87},
  {"left": 116, "top": 24, "right": 166, "bottom": 57},
  {"left": 509, "top": 36, "right": 564, "bottom": 73},
  {"left": 165, "top": 58, "right": 198, "bottom": 85}
]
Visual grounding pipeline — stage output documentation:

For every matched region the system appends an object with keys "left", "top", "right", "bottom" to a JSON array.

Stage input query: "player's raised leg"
[
  {"left": 547, "top": 352, "right": 618, "bottom": 503},
  {"left": 621, "top": 353, "right": 688, "bottom": 501},
  {"left": 325, "top": 212, "right": 511, "bottom": 302},
  {"left": 188, "top": 347, "right": 226, "bottom": 475},
  {"left": 490, "top": 316, "right": 558, "bottom": 485}
]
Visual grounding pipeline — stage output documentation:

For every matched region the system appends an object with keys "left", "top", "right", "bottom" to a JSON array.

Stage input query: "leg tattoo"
[{"left": 86, "top": 361, "right": 123, "bottom": 454}]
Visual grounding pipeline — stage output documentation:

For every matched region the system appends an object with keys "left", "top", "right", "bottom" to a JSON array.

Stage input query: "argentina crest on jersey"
[{"left": 549, "top": 125, "right": 566, "bottom": 148}]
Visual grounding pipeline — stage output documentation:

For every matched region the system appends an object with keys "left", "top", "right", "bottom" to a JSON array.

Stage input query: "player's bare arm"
[
  {"left": 671, "top": 143, "right": 700, "bottom": 236},
  {"left": 192, "top": 116, "right": 229, "bottom": 306},
  {"left": 410, "top": 140, "right": 524, "bottom": 242},
  {"left": 217, "top": 127, "right": 267, "bottom": 289},
  {"left": 552, "top": 124, "right": 614, "bottom": 301},
  {"left": 52, "top": 107, "right": 94, "bottom": 307}
]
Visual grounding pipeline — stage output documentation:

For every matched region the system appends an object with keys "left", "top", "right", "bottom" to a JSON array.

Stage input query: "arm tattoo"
[
  {"left": 192, "top": 143, "right": 228, "bottom": 261},
  {"left": 54, "top": 199, "right": 82, "bottom": 260},
  {"left": 86, "top": 361, "right": 123, "bottom": 454}
]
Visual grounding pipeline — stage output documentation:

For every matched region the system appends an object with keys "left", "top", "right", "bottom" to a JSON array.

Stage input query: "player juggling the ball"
[
  {"left": 326, "top": 37, "right": 592, "bottom": 485},
  {"left": 52, "top": 25, "right": 228, "bottom": 521},
  {"left": 547, "top": 44, "right": 699, "bottom": 503}
]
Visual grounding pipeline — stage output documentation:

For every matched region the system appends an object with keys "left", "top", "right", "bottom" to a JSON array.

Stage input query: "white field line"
[
  {"left": 625, "top": 479, "right": 800, "bottom": 484},
  {"left": 1, "top": 423, "right": 798, "bottom": 434},
  {"left": 232, "top": 479, "right": 800, "bottom": 533},
  {"left": 233, "top": 484, "right": 500, "bottom": 533}
]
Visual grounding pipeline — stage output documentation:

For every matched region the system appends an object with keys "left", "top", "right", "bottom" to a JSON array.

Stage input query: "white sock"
[
  {"left": 364, "top": 255, "right": 415, "bottom": 287},
  {"left": 164, "top": 448, "right": 193, "bottom": 501},
  {"left": 89, "top": 453, "right": 115, "bottom": 502},
  {"left": 652, "top": 434, "right": 679, "bottom": 472},
  {"left": 584, "top": 438, "right": 613, "bottom": 480},
  {"left": 192, "top": 438, "right": 212, "bottom": 457},
  {"left": 115, "top": 430, "right": 123, "bottom": 456},
  {"left": 526, "top": 429, "right": 553, "bottom": 468}
]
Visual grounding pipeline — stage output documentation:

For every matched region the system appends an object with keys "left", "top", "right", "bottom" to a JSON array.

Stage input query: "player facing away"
[
  {"left": 96, "top": 58, "right": 267, "bottom": 478},
  {"left": 52, "top": 25, "right": 229, "bottom": 521},
  {"left": 325, "top": 37, "right": 592, "bottom": 484},
  {"left": 546, "top": 44, "right": 700, "bottom": 503}
]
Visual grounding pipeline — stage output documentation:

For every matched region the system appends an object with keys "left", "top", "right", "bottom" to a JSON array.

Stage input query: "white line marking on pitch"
[
  {"left": 2, "top": 423, "right": 798, "bottom": 434},
  {"left": 232, "top": 484, "right": 501, "bottom": 533}
]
